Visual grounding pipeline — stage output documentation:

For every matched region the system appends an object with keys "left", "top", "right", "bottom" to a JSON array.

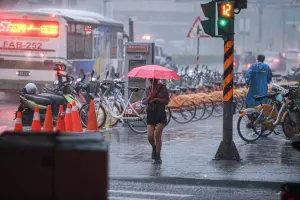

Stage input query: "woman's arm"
[
  {"left": 141, "top": 88, "right": 149, "bottom": 105},
  {"left": 150, "top": 85, "right": 169, "bottom": 104}
]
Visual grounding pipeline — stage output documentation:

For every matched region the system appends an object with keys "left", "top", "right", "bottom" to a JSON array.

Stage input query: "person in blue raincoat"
[{"left": 245, "top": 54, "right": 272, "bottom": 108}]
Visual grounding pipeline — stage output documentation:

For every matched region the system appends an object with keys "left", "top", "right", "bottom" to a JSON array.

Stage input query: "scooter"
[{"left": 15, "top": 64, "right": 82, "bottom": 126}]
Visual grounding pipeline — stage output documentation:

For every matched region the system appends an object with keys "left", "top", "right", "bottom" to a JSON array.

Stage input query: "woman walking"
[{"left": 142, "top": 79, "right": 169, "bottom": 164}]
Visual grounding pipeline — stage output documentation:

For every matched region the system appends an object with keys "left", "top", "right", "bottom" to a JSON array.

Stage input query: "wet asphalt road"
[{"left": 109, "top": 180, "right": 279, "bottom": 200}]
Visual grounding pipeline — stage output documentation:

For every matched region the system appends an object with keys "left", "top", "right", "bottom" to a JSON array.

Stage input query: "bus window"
[
  {"left": 67, "top": 22, "right": 93, "bottom": 59},
  {"left": 155, "top": 46, "right": 159, "bottom": 56}
]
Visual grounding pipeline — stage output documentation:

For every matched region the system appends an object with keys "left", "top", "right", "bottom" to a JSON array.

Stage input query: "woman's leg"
[
  {"left": 147, "top": 125, "right": 156, "bottom": 159},
  {"left": 155, "top": 123, "right": 165, "bottom": 153},
  {"left": 154, "top": 123, "right": 165, "bottom": 164},
  {"left": 147, "top": 125, "right": 155, "bottom": 146}
]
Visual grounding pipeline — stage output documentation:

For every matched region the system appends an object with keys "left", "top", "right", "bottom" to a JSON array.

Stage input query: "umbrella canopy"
[{"left": 127, "top": 65, "right": 181, "bottom": 80}]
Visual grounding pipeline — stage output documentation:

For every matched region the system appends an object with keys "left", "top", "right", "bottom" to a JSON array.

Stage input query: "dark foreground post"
[{"left": 0, "top": 131, "right": 108, "bottom": 200}]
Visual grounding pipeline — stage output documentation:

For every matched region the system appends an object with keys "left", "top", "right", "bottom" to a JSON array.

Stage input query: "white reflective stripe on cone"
[
  {"left": 15, "top": 118, "right": 22, "bottom": 124},
  {"left": 71, "top": 105, "right": 77, "bottom": 111},
  {"left": 33, "top": 113, "right": 40, "bottom": 120},
  {"left": 65, "top": 108, "right": 71, "bottom": 114}
]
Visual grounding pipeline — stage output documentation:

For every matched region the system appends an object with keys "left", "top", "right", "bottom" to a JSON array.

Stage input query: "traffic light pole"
[
  {"left": 196, "top": 25, "right": 200, "bottom": 68},
  {"left": 214, "top": 34, "right": 241, "bottom": 161}
]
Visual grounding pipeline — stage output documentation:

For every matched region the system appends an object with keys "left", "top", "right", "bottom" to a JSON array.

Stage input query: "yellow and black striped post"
[{"left": 214, "top": 36, "right": 241, "bottom": 161}]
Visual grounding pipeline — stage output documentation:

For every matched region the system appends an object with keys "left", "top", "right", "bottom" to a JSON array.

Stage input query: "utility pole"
[
  {"left": 129, "top": 18, "right": 134, "bottom": 42},
  {"left": 103, "top": 0, "right": 108, "bottom": 17},
  {"left": 196, "top": 25, "right": 200, "bottom": 68}
]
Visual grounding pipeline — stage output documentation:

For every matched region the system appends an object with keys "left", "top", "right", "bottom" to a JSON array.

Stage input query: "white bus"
[{"left": 0, "top": 9, "right": 124, "bottom": 92}]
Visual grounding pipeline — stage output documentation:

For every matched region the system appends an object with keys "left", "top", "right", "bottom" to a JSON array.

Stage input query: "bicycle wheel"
[
  {"left": 170, "top": 99, "right": 196, "bottom": 124},
  {"left": 79, "top": 103, "right": 106, "bottom": 128},
  {"left": 237, "top": 115, "right": 262, "bottom": 142},
  {"left": 165, "top": 106, "right": 172, "bottom": 125},
  {"left": 212, "top": 101, "right": 223, "bottom": 117},
  {"left": 235, "top": 95, "right": 244, "bottom": 111},
  {"left": 201, "top": 100, "right": 214, "bottom": 120},
  {"left": 192, "top": 101, "right": 206, "bottom": 121},
  {"left": 103, "top": 103, "right": 123, "bottom": 127},
  {"left": 282, "top": 111, "right": 300, "bottom": 139},
  {"left": 127, "top": 108, "right": 148, "bottom": 134}
]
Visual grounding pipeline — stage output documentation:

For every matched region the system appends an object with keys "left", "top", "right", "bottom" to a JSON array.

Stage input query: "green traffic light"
[{"left": 219, "top": 19, "right": 228, "bottom": 27}]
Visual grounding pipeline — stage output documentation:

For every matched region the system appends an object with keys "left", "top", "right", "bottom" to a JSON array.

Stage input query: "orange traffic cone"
[
  {"left": 86, "top": 100, "right": 98, "bottom": 131},
  {"left": 71, "top": 101, "right": 83, "bottom": 133},
  {"left": 65, "top": 103, "right": 72, "bottom": 132},
  {"left": 56, "top": 105, "right": 66, "bottom": 132},
  {"left": 43, "top": 105, "right": 53, "bottom": 132},
  {"left": 14, "top": 112, "right": 23, "bottom": 132},
  {"left": 31, "top": 107, "right": 41, "bottom": 132}
]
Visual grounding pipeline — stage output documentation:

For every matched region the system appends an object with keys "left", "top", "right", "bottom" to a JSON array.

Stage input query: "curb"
[{"left": 110, "top": 176, "right": 292, "bottom": 190}]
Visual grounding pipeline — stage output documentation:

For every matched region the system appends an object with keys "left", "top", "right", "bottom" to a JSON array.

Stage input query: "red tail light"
[{"left": 273, "top": 58, "right": 280, "bottom": 63}]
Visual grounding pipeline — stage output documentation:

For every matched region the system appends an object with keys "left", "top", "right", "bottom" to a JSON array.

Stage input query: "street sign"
[{"left": 187, "top": 16, "right": 211, "bottom": 38}]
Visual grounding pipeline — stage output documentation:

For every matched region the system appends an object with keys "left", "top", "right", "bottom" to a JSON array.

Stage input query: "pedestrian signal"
[{"left": 218, "top": 2, "right": 234, "bottom": 19}]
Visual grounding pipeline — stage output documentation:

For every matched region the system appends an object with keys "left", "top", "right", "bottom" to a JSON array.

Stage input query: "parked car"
[
  {"left": 283, "top": 48, "right": 300, "bottom": 68},
  {"left": 283, "top": 48, "right": 300, "bottom": 60},
  {"left": 263, "top": 51, "right": 287, "bottom": 72}
]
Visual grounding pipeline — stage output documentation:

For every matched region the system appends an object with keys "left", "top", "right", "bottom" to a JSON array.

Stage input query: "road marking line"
[
  {"left": 109, "top": 190, "right": 193, "bottom": 197},
  {"left": 110, "top": 197, "right": 156, "bottom": 200}
]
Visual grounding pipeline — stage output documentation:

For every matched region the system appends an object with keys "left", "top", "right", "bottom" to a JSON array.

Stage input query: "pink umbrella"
[{"left": 127, "top": 65, "right": 181, "bottom": 80}]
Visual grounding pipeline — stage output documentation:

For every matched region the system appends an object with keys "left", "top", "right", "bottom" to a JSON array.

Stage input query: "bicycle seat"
[
  {"left": 179, "top": 87, "right": 187, "bottom": 91},
  {"left": 203, "top": 83, "right": 213, "bottom": 88},
  {"left": 188, "top": 87, "right": 197, "bottom": 92},
  {"left": 254, "top": 93, "right": 278, "bottom": 101},
  {"left": 272, "top": 73, "right": 281, "bottom": 78},
  {"left": 128, "top": 86, "right": 143, "bottom": 92},
  {"left": 168, "top": 88, "right": 180, "bottom": 93},
  {"left": 115, "top": 83, "right": 123, "bottom": 90},
  {"left": 213, "top": 81, "right": 222, "bottom": 85}
]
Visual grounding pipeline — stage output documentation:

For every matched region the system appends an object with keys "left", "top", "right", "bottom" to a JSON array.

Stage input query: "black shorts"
[{"left": 146, "top": 105, "right": 167, "bottom": 126}]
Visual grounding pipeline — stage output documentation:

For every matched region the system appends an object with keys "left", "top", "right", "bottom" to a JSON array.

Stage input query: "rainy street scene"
[{"left": 0, "top": 0, "right": 300, "bottom": 200}]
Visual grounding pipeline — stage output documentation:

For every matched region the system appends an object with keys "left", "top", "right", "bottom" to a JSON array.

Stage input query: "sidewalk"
[{"left": 106, "top": 117, "right": 300, "bottom": 189}]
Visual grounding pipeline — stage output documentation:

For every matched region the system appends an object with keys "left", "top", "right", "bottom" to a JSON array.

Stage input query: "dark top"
[{"left": 141, "top": 83, "right": 170, "bottom": 105}]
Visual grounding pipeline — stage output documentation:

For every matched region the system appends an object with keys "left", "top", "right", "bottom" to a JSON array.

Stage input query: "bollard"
[{"left": 0, "top": 131, "right": 108, "bottom": 200}]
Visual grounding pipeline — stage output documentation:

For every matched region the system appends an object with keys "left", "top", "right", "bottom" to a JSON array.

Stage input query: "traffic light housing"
[
  {"left": 200, "top": 1, "right": 216, "bottom": 37},
  {"left": 217, "top": 2, "right": 234, "bottom": 36},
  {"left": 235, "top": 0, "right": 247, "bottom": 9}
]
